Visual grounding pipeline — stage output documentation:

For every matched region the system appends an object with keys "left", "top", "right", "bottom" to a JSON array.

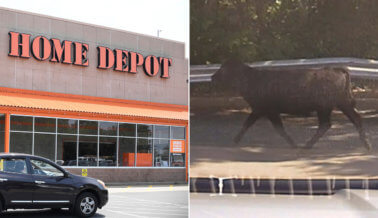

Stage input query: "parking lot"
[{"left": 1, "top": 185, "right": 189, "bottom": 218}]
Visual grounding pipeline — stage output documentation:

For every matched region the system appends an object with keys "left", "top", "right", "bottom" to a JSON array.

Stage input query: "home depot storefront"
[{"left": 0, "top": 8, "right": 188, "bottom": 183}]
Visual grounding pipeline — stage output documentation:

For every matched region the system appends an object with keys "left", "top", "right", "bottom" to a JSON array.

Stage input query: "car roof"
[
  {"left": 0, "top": 153, "right": 48, "bottom": 160},
  {"left": 0, "top": 152, "right": 33, "bottom": 156},
  {"left": 0, "top": 153, "right": 67, "bottom": 172}
]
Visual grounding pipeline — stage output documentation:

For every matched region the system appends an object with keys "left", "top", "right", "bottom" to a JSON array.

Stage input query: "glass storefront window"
[
  {"left": 0, "top": 114, "right": 4, "bottom": 152},
  {"left": 79, "top": 121, "right": 98, "bottom": 135},
  {"left": 78, "top": 136, "right": 98, "bottom": 166},
  {"left": 58, "top": 119, "right": 78, "bottom": 134},
  {"left": 7, "top": 115, "right": 185, "bottom": 168},
  {"left": 119, "top": 123, "right": 136, "bottom": 137},
  {"left": 0, "top": 114, "right": 5, "bottom": 132},
  {"left": 99, "top": 137, "right": 117, "bottom": 166},
  {"left": 0, "top": 132, "right": 4, "bottom": 153},
  {"left": 137, "top": 125, "right": 153, "bottom": 138},
  {"left": 136, "top": 139, "right": 153, "bottom": 166},
  {"left": 170, "top": 153, "right": 185, "bottom": 167},
  {"left": 57, "top": 134, "right": 77, "bottom": 166},
  {"left": 35, "top": 117, "right": 56, "bottom": 133},
  {"left": 154, "top": 139, "right": 169, "bottom": 167},
  {"left": 34, "top": 133, "right": 55, "bottom": 161},
  {"left": 10, "top": 132, "right": 32, "bottom": 154},
  {"left": 99, "top": 122, "right": 117, "bottom": 136},
  {"left": 172, "top": 126, "right": 186, "bottom": 139},
  {"left": 119, "top": 138, "right": 135, "bottom": 166},
  {"left": 154, "top": 126, "right": 170, "bottom": 139},
  {"left": 11, "top": 116, "right": 33, "bottom": 131}
]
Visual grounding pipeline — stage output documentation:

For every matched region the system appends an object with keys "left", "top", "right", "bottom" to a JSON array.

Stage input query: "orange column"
[{"left": 4, "top": 113, "right": 10, "bottom": 153}]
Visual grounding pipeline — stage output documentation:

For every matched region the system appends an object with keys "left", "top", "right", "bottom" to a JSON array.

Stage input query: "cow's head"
[{"left": 212, "top": 58, "right": 246, "bottom": 89}]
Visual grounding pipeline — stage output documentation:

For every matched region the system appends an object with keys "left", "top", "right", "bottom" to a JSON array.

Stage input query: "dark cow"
[{"left": 212, "top": 59, "right": 372, "bottom": 150}]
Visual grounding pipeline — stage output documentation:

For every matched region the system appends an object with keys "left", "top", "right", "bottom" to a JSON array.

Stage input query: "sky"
[{"left": 0, "top": 0, "right": 189, "bottom": 58}]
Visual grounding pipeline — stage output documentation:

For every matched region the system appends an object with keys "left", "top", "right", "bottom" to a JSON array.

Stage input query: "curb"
[{"left": 190, "top": 178, "right": 377, "bottom": 195}]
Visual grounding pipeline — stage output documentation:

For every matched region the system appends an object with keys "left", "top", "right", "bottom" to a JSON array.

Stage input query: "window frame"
[{"left": 8, "top": 114, "right": 186, "bottom": 169}]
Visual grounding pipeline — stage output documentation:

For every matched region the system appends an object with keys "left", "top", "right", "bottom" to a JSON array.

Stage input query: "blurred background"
[
  {"left": 190, "top": 0, "right": 378, "bottom": 179},
  {"left": 191, "top": 0, "right": 378, "bottom": 64}
]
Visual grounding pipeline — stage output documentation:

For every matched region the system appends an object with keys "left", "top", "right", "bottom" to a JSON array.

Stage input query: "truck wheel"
[{"left": 75, "top": 192, "right": 98, "bottom": 217}]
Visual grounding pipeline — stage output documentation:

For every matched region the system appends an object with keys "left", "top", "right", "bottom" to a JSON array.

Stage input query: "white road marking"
[
  {"left": 111, "top": 195, "right": 186, "bottom": 207},
  {"left": 105, "top": 209, "right": 149, "bottom": 218},
  {"left": 106, "top": 206, "right": 187, "bottom": 212},
  {"left": 109, "top": 186, "right": 188, "bottom": 193}
]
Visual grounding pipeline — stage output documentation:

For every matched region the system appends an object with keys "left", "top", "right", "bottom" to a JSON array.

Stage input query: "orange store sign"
[
  {"left": 8, "top": 31, "right": 172, "bottom": 78},
  {"left": 170, "top": 140, "right": 185, "bottom": 153}
]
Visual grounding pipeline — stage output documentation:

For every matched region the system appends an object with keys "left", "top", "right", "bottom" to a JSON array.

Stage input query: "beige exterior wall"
[
  {"left": 0, "top": 7, "right": 188, "bottom": 105},
  {"left": 66, "top": 168, "right": 186, "bottom": 184}
]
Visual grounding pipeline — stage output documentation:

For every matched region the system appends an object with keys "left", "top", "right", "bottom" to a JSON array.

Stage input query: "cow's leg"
[
  {"left": 267, "top": 113, "right": 297, "bottom": 148},
  {"left": 338, "top": 104, "right": 372, "bottom": 150},
  {"left": 234, "top": 111, "right": 262, "bottom": 144},
  {"left": 304, "top": 109, "right": 332, "bottom": 149}
]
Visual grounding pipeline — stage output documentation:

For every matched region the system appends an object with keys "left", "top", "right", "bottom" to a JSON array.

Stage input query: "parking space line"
[
  {"left": 112, "top": 195, "right": 187, "bottom": 208},
  {"left": 105, "top": 206, "right": 187, "bottom": 212},
  {"left": 131, "top": 211, "right": 188, "bottom": 216},
  {"left": 105, "top": 209, "right": 149, "bottom": 218},
  {"left": 108, "top": 186, "right": 189, "bottom": 193},
  {"left": 107, "top": 202, "right": 187, "bottom": 209}
]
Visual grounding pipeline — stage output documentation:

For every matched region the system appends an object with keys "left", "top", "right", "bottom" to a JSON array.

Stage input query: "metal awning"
[{"left": 0, "top": 92, "right": 188, "bottom": 121}]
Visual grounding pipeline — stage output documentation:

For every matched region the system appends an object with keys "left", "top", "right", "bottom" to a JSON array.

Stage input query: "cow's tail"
[{"left": 332, "top": 66, "right": 356, "bottom": 106}]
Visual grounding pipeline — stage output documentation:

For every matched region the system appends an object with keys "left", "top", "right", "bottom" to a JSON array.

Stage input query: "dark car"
[{"left": 0, "top": 153, "right": 108, "bottom": 217}]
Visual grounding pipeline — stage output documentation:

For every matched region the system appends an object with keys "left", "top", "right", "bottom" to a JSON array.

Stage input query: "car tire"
[{"left": 75, "top": 192, "right": 98, "bottom": 217}]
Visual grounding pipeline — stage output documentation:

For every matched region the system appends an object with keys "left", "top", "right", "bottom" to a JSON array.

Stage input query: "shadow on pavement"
[{"left": 2, "top": 209, "right": 105, "bottom": 217}]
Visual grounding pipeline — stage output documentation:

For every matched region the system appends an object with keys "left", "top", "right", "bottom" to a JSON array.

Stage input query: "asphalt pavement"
[
  {"left": 190, "top": 96, "right": 378, "bottom": 179},
  {"left": 1, "top": 185, "right": 189, "bottom": 218}
]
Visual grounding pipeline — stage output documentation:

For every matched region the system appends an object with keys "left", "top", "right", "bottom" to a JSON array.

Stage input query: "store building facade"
[{"left": 0, "top": 8, "right": 188, "bottom": 183}]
